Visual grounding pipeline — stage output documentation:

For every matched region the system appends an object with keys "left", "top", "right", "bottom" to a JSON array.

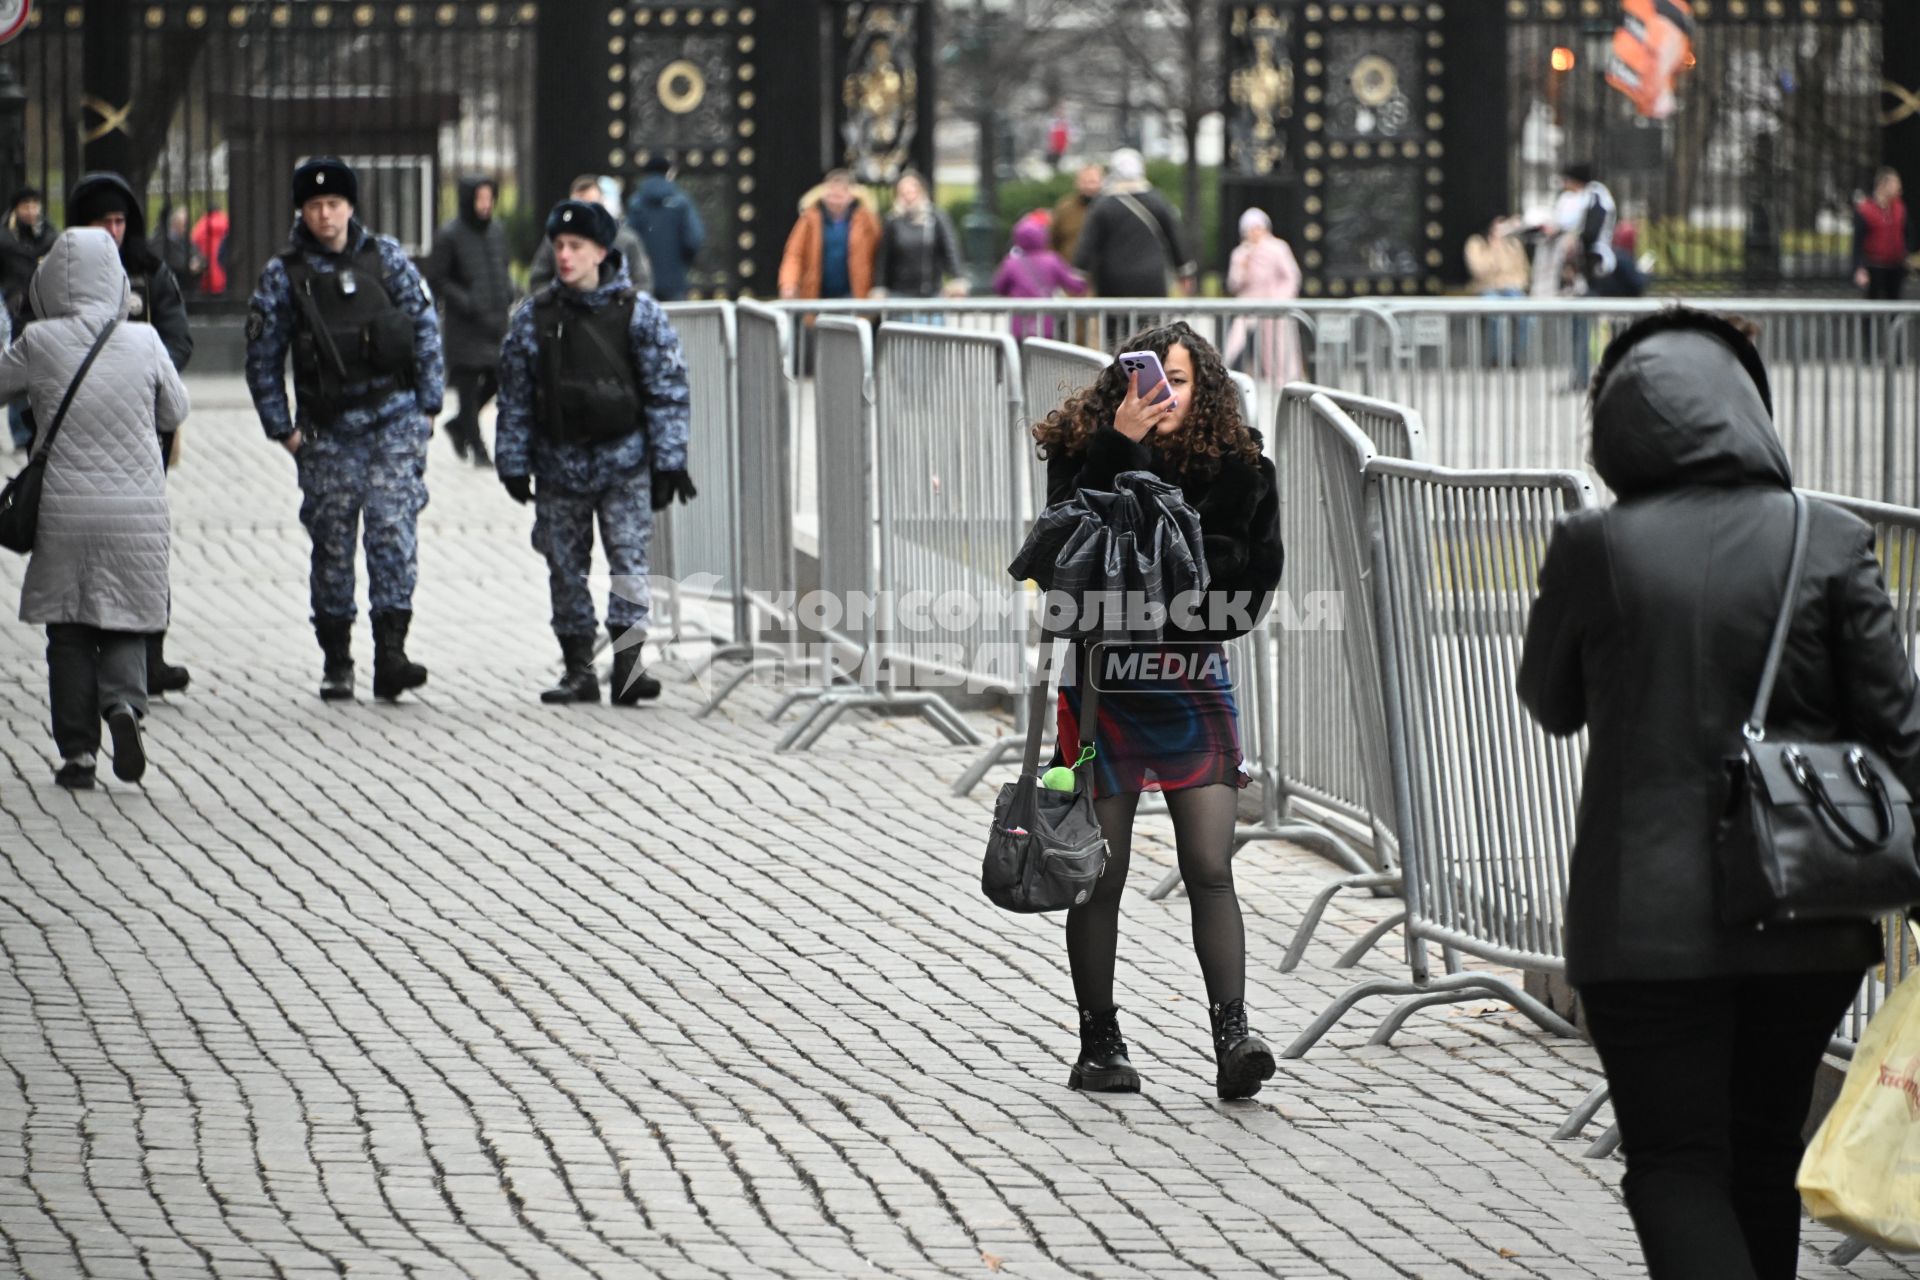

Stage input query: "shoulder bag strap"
[
  {"left": 1742, "top": 490, "right": 1810, "bottom": 743},
  {"left": 1019, "top": 640, "right": 1102, "bottom": 778},
  {"left": 33, "top": 318, "right": 119, "bottom": 462},
  {"left": 1116, "top": 193, "right": 1178, "bottom": 285}
]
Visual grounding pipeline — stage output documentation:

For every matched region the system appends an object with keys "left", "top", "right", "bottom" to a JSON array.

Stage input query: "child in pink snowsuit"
[{"left": 994, "top": 213, "right": 1086, "bottom": 341}]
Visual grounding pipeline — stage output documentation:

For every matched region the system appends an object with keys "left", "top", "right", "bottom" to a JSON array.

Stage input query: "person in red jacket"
[
  {"left": 1853, "top": 167, "right": 1912, "bottom": 300},
  {"left": 190, "top": 207, "right": 229, "bottom": 296}
]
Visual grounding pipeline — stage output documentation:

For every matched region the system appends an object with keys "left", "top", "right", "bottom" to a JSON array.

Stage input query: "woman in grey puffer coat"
[{"left": 1, "top": 228, "right": 189, "bottom": 789}]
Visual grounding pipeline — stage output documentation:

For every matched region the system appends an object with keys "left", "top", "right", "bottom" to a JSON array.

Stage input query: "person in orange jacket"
[{"left": 777, "top": 169, "right": 881, "bottom": 303}]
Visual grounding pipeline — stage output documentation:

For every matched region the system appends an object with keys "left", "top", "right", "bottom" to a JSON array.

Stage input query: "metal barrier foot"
[
  {"left": 1368, "top": 973, "right": 1580, "bottom": 1046},
  {"left": 951, "top": 735, "right": 1047, "bottom": 797},
  {"left": 920, "top": 698, "right": 984, "bottom": 746},
  {"left": 1332, "top": 909, "right": 1409, "bottom": 970},
  {"left": 775, "top": 695, "right": 841, "bottom": 752},
  {"left": 1828, "top": 1239, "right": 1869, "bottom": 1267},
  {"left": 789, "top": 697, "right": 855, "bottom": 752},
  {"left": 1150, "top": 822, "right": 1371, "bottom": 905},
  {"left": 766, "top": 685, "right": 834, "bottom": 724},
  {"left": 778, "top": 691, "right": 981, "bottom": 754},
  {"left": 1282, "top": 976, "right": 1425, "bottom": 1059},
  {"left": 1259, "top": 824, "right": 1373, "bottom": 877},
  {"left": 1278, "top": 872, "right": 1403, "bottom": 973},
  {"left": 1583, "top": 1123, "right": 1621, "bottom": 1160},
  {"left": 1553, "top": 1081, "right": 1612, "bottom": 1141},
  {"left": 686, "top": 642, "right": 764, "bottom": 684}
]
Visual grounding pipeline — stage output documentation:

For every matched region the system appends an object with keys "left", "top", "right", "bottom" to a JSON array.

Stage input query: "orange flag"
[{"left": 1606, "top": 0, "right": 1695, "bottom": 119}]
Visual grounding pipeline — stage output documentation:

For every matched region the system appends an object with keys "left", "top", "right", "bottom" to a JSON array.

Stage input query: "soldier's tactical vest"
[
  {"left": 533, "top": 288, "right": 643, "bottom": 445},
  {"left": 282, "top": 240, "right": 417, "bottom": 419}
]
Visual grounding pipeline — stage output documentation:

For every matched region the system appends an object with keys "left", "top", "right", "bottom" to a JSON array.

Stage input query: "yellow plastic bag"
[{"left": 1798, "top": 925, "right": 1920, "bottom": 1254}]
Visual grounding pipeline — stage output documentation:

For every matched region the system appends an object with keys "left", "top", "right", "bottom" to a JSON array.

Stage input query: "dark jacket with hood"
[
  {"left": 625, "top": 174, "right": 704, "bottom": 302},
  {"left": 1518, "top": 316, "right": 1919, "bottom": 985},
  {"left": 63, "top": 173, "right": 192, "bottom": 372},
  {"left": 425, "top": 176, "right": 518, "bottom": 371},
  {"left": 1044, "top": 421, "right": 1283, "bottom": 644},
  {"left": 0, "top": 207, "right": 57, "bottom": 326}
]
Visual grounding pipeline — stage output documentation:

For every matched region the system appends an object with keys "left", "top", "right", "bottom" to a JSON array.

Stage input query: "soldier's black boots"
[
  {"left": 145, "top": 631, "right": 190, "bottom": 695},
  {"left": 370, "top": 609, "right": 428, "bottom": 701},
  {"left": 607, "top": 627, "right": 661, "bottom": 705},
  {"left": 542, "top": 632, "right": 600, "bottom": 704},
  {"left": 1210, "top": 998, "right": 1276, "bottom": 1100},
  {"left": 315, "top": 616, "right": 355, "bottom": 701},
  {"left": 1067, "top": 1006, "right": 1141, "bottom": 1093}
]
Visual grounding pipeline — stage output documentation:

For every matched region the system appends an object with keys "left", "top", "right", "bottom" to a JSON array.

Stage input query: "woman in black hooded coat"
[{"left": 1519, "top": 308, "right": 1920, "bottom": 1280}]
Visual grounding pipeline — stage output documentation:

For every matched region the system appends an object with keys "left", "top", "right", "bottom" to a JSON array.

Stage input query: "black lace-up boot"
[
  {"left": 1209, "top": 998, "right": 1276, "bottom": 1100},
  {"left": 1068, "top": 1006, "right": 1140, "bottom": 1093}
]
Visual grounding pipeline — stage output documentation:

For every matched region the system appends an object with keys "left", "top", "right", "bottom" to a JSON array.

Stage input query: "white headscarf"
[
  {"left": 1239, "top": 207, "right": 1272, "bottom": 238},
  {"left": 1108, "top": 148, "right": 1146, "bottom": 184}
]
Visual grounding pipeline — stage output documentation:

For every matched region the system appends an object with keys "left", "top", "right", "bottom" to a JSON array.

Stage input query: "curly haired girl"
[{"left": 1033, "top": 321, "right": 1284, "bottom": 1099}]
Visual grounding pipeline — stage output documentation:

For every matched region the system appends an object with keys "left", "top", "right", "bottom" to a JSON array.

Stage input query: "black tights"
[{"left": 1065, "top": 783, "right": 1245, "bottom": 1011}]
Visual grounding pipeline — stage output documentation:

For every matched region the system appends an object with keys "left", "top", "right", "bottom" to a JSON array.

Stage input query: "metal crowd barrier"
[
  {"left": 873, "top": 323, "right": 1031, "bottom": 707},
  {"left": 771, "top": 297, "right": 1920, "bottom": 510},
  {"left": 1269, "top": 384, "right": 1425, "bottom": 857},
  {"left": 698, "top": 301, "right": 806, "bottom": 713},
  {"left": 1142, "top": 384, "right": 1406, "bottom": 907},
  {"left": 1256, "top": 395, "right": 1417, "bottom": 972},
  {"left": 774, "top": 298, "right": 1401, "bottom": 395},
  {"left": 1366, "top": 299, "right": 1920, "bottom": 506},
  {"left": 949, "top": 338, "right": 1111, "bottom": 797},
  {"left": 1808, "top": 491, "right": 1920, "bottom": 1061},
  {"left": 770, "top": 316, "right": 977, "bottom": 752},
  {"left": 657, "top": 301, "right": 741, "bottom": 649},
  {"left": 1285, "top": 453, "right": 1595, "bottom": 1062}
]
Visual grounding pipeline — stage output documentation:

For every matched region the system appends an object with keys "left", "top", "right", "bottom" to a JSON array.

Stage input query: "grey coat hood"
[
  {"left": 1590, "top": 327, "right": 1789, "bottom": 498},
  {"left": 28, "top": 228, "right": 132, "bottom": 324}
]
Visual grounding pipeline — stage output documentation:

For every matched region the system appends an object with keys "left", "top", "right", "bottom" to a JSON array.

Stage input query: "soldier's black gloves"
[
  {"left": 651, "top": 469, "right": 697, "bottom": 511},
  {"left": 502, "top": 474, "right": 533, "bottom": 505}
]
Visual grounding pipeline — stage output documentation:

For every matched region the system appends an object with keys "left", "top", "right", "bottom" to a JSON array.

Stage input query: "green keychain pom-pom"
[{"left": 1040, "top": 766, "right": 1077, "bottom": 791}]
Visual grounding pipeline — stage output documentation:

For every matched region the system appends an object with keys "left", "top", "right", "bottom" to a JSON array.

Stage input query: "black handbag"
[
  {"left": 1716, "top": 490, "right": 1920, "bottom": 927},
  {"left": 982, "top": 642, "right": 1109, "bottom": 913},
  {"left": 0, "top": 320, "right": 120, "bottom": 555},
  {"left": 1008, "top": 469, "right": 1208, "bottom": 643}
]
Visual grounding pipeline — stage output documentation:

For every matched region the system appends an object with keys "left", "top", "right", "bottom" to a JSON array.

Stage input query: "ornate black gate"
[
  {"left": 1223, "top": 2, "right": 1456, "bottom": 299},
  {"left": 534, "top": 0, "right": 935, "bottom": 300}
]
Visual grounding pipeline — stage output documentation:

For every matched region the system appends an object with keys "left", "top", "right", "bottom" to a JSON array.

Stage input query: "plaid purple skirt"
[{"left": 1053, "top": 640, "right": 1250, "bottom": 799}]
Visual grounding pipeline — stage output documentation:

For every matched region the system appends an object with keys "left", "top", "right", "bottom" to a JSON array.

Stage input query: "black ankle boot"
[
  {"left": 1209, "top": 998, "right": 1276, "bottom": 1100},
  {"left": 468, "top": 430, "right": 492, "bottom": 468},
  {"left": 542, "top": 632, "right": 600, "bottom": 704},
  {"left": 607, "top": 627, "right": 660, "bottom": 705},
  {"left": 314, "top": 615, "right": 355, "bottom": 701},
  {"left": 146, "top": 630, "right": 190, "bottom": 694},
  {"left": 1067, "top": 1006, "right": 1140, "bottom": 1093},
  {"left": 371, "top": 609, "right": 428, "bottom": 701}
]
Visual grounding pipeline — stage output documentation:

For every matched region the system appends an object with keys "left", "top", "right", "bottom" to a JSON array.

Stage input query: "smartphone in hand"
[{"left": 1117, "top": 350, "right": 1176, "bottom": 409}]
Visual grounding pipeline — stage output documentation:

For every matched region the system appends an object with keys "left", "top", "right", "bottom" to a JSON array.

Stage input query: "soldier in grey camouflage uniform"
[
  {"left": 496, "top": 198, "right": 693, "bottom": 704},
  {"left": 245, "top": 157, "right": 445, "bottom": 702}
]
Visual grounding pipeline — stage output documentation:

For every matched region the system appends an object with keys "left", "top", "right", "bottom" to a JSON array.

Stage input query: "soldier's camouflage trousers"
[
  {"left": 531, "top": 470, "right": 653, "bottom": 638},
  {"left": 296, "top": 419, "right": 430, "bottom": 620}
]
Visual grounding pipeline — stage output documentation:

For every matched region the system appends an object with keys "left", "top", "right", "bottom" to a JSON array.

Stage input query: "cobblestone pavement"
[{"left": 2, "top": 379, "right": 1914, "bottom": 1279}]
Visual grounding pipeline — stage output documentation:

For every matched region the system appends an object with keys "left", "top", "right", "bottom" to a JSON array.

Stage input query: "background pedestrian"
[{"left": 1, "top": 229, "right": 188, "bottom": 788}]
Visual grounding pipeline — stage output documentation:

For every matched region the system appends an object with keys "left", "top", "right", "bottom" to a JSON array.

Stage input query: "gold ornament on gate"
[
  {"left": 1351, "top": 54, "right": 1397, "bottom": 106},
  {"left": 658, "top": 59, "right": 707, "bottom": 114}
]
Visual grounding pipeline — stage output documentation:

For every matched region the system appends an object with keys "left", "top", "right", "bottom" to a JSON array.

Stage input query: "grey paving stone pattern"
[{"left": 1, "top": 379, "right": 1914, "bottom": 1279}]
